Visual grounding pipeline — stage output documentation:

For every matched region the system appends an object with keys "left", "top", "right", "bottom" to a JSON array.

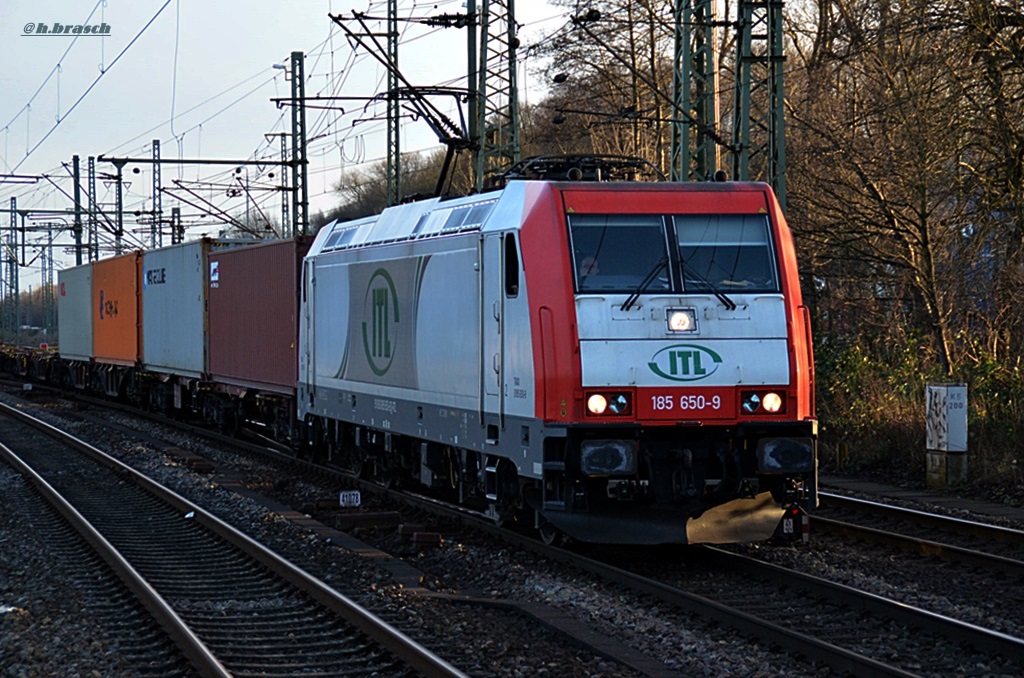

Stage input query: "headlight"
[
  {"left": 587, "top": 394, "right": 608, "bottom": 414},
  {"left": 667, "top": 308, "right": 697, "bottom": 333},
  {"left": 741, "top": 390, "right": 786, "bottom": 415},
  {"left": 586, "top": 392, "right": 632, "bottom": 416}
]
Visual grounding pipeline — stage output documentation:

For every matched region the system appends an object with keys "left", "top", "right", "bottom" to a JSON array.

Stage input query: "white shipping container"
[
  {"left": 141, "top": 239, "right": 249, "bottom": 378},
  {"left": 57, "top": 265, "right": 93, "bottom": 361}
]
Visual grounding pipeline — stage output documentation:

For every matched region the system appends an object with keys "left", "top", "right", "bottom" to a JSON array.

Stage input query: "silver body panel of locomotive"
[{"left": 298, "top": 184, "right": 547, "bottom": 481}]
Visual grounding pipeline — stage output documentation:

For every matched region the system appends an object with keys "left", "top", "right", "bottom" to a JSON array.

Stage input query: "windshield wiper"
[
  {"left": 621, "top": 258, "right": 668, "bottom": 312},
  {"left": 681, "top": 261, "right": 737, "bottom": 311}
]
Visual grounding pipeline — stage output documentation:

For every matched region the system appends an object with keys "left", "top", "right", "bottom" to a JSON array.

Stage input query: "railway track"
[
  {"left": 9, "top": 385, "right": 1024, "bottom": 675},
  {"left": 0, "top": 462, "right": 195, "bottom": 676},
  {"left": 323, "top": 467, "right": 1024, "bottom": 675},
  {"left": 363, "top": 469, "right": 1024, "bottom": 675},
  {"left": 50, "top": 398, "right": 685, "bottom": 676},
  {"left": 441, "top": 510, "right": 1024, "bottom": 676},
  {"left": 816, "top": 491, "right": 1024, "bottom": 575},
  {"left": 0, "top": 400, "right": 465, "bottom": 677},
  {"left": 687, "top": 546, "right": 1023, "bottom": 674}
]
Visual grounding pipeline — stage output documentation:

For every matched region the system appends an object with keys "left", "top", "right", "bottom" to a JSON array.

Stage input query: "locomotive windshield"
[
  {"left": 675, "top": 214, "right": 778, "bottom": 293},
  {"left": 569, "top": 214, "right": 671, "bottom": 293},
  {"left": 569, "top": 212, "right": 778, "bottom": 295}
]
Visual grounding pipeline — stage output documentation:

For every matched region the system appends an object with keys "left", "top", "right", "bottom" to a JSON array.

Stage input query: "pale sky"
[{"left": 0, "top": 0, "right": 563, "bottom": 282}]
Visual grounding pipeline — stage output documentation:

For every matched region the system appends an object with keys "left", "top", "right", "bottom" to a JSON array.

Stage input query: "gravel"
[
  {"left": 0, "top": 395, "right": 624, "bottom": 676},
  {"left": 0, "top": 464, "right": 137, "bottom": 678},
  {"left": 6, "top": 389, "right": 1018, "bottom": 676}
]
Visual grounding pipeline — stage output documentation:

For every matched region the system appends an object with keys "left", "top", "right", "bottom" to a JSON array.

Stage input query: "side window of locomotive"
[
  {"left": 504, "top": 233, "right": 519, "bottom": 298},
  {"left": 674, "top": 214, "right": 778, "bottom": 293},
  {"left": 568, "top": 214, "right": 671, "bottom": 293},
  {"left": 323, "top": 228, "right": 346, "bottom": 250},
  {"left": 325, "top": 225, "right": 359, "bottom": 251}
]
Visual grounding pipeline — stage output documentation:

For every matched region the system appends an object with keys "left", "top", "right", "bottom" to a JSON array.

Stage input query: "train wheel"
[
  {"left": 220, "top": 408, "right": 240, "bottom": 437},
  {"left": 537, "top": 519, "right": 564, "bottom": 546},
  {"left": 349, "top": 458, "right": 367, "bottom": 478},
  {"left": 340, "top": 445, "right": 370, "bottom": 480}
]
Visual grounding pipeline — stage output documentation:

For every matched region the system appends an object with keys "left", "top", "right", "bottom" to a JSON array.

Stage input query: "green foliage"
[
  {"left": 817, "top": 339, "right": 927, "bottom": 478},
  {"left": 817, "top": 337, "right": 1024, "bottom": 500}
]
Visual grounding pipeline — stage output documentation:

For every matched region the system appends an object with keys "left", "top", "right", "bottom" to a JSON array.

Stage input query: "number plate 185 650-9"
[{"left": 635, "top": 388, "right": 735, "bottom": 420}]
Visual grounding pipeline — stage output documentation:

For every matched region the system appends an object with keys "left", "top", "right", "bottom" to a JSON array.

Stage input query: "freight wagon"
[{"left": 55, "top": 238, "right": 308, "bottom": 436}]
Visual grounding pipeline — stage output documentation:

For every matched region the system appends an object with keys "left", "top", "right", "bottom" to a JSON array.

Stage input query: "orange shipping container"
[{"left": 92, "top": 251, "right": 142, "bottom": 365}]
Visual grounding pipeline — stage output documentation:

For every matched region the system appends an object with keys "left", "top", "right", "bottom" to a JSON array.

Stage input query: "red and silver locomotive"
[{"left": 299, "top": 163, "right": 817, "bottom": 544}]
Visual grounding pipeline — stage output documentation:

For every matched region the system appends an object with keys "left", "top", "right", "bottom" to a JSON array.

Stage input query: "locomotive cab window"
[
  {"left": 674, "top": 214, "right": 778, "bottom": 293},
  {"left": 569, "top": 214, "right": 671, "bottom": 293},
  {"left": 504, "top": 233, "right": 519, "bottom": 297}
]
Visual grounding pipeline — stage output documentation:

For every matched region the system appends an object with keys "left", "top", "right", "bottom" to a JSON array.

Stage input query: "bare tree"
[
  {"left": 787, "top": 0, "right": 982, "bottom": 375},
  {"left": 536, "top": 0, "right": 677, "bottom": 170},
  {"left": 332, "top": 149, "right": 453, "bottom": 219}
]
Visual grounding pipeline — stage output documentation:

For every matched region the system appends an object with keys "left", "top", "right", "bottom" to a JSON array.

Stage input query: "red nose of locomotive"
[{"left": 522, "top": 182, "right": 817, "bottom": 544}]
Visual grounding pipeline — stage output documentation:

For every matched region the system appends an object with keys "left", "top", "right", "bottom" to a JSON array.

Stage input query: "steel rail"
[
  {"left": 813, "top": 515, "right": 1024, "bottom": 577},
  {"left": 0, "top": 437, "right": 230, "bottom": 677},
  {"left": 817, "top": 492, "right": 1024, "bottom": 576},
  {"left": 703, "top": 546, "right": 1024, "bottom": 658},
  {"left": 384, "top": 489, "right": 914, "bottom": 677},
  {"left": 392, "top": 486, "right": 1024, "bottom": 673},
  {"left": 0, "top": 400, "right": 468, "bottom": 678},
  {"left": 20, "top": 385, "right": 1015, "bottom": 675},
  {"left": 820, "top": 491, "right": 1024, "bottom": 543}
]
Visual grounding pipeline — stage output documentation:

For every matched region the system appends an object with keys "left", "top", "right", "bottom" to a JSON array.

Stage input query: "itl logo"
[
  {"left": 649, "top": 344, "right": 722, "bottom": 381},
  {"left": 361, "top": 268, "right": 399, "bottom": 376}
]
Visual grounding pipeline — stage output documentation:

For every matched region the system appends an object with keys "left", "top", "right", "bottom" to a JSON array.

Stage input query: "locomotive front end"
[{"left": 526, "top": 182, "right": 817, "bottom": 544}]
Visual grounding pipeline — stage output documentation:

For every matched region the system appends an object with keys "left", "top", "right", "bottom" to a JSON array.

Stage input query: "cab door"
[
  {"left": 481, "top": 234, "right": 503, "bottom": 422},
  {"left": 300, "top": 258, "right": 315, "bottom": 407}
]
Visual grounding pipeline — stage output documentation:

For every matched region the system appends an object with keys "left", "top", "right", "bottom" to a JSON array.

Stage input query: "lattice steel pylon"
[
  {"left": 672, "top": 0, "right": 721, "bottom": 182},
  {"left": 290, "top": 51, "right": 310, "bottom": 235},
  {"left": 73, "top": 155, "right": 84, "bottom": 266},
  {"left": 41, "top": 229, "right": 55, "bottom": 333},
  {"left": 278, "top": 133, "right": 290, "bottom": 236},
  {"left": 171, "top": 207, "right": 183, "bottom": 244},
  {"left": 473, "top": 0, "right": 519, "bottom": 190},
  {"left": 386, "top": 0, "right": 401, "bottom": 206},
  {"left": 4, "top": 198, "right": 19, "bottom": 338},
  {"left": 733, "top": 0, "right": 786, "bottom": 209},
  {"left": 152, "top": 139, "right": 162, "bottom": 248},
  {"left": 88, "top": 156, "right": 98, "bottom": 261}
]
